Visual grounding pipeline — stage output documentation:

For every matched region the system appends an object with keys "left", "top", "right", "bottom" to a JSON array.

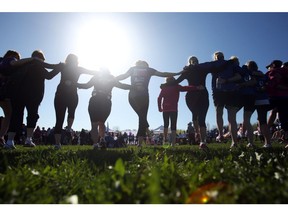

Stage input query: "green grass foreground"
[{"left": 1, "top": 142, "right": 288, "bottom": 204}]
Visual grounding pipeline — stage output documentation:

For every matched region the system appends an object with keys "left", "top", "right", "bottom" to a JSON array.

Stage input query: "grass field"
[{"left": 1, "top": 141, "right": 288, "bottom": 204}]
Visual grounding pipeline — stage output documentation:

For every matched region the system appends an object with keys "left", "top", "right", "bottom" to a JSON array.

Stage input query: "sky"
[
  {"left": 1, "top": 2, "right": 288, "bottom": 133},
  {"left": 1, "top": 1, "right": 287, "bottom": 215}
]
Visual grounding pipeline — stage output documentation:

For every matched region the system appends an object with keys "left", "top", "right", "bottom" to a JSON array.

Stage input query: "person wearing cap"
[
  {"left": 4, "top": 50, "right": 62, "bottom": 149},
  {"left": 116, "top": 60, "right": 181, "bottom": 147},
  {"left": 265, "top": 60, "right": 288, "bottom": 147},
  {"left": 250, "top": 61, "right": 273, "bottom": 148},
  {"left": 157, "top": 75, "right": 203, "bottom": 147},
  {"left": 233, "top": 59, "right": 258, "bottom": 148}
]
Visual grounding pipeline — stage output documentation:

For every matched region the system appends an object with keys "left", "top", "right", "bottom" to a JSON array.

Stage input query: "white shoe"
[
  {"left": 230, "top": 143, "right": 238, "bottom": 149},
  {"left": 216, "top": 135, "right": 224, "bottom": 143},
  {"left": 54, "top": 144, "right": 61, "bottom": 150},
  {"left": 93, "top": 143, "right": 100, "bottom": 149},
  {"left": 246, "top": 143, "right": 255, "bottom": 148},
  {"left": 4, "top": 140, "right": 16, "bottom": 149},
  {"left": 199, "top": 142, "right": 208, "bottom": 150},
  {"left": 263, "top": 143, "right": 272, "bottom": 148},
  {"left": 24, "top": 138, "right": 36, "bottom": 147}
]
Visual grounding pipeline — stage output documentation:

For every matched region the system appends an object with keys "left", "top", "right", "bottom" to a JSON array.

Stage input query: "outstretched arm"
[
  {"left": 45, "top": 68, "right": 61, "bottom": 80},
  {"left": 77, "top": 77, "right": 94, "bottom": 89},
  {"left": 115, "top": 69, "right": 132, "bottom": 81},
  {"left": 39, "top": 61, "right": 64, "bottom": 70},
  {"left": 9, "top": 57, "right": 35, "bottom": 67},
  {"left": 154, "top": 70, "right": 182, "bottom": 77},
  {"left": 78, "top": 66, "right": 98, "bottom": 75},
  {"left": 115, "top": 81, "right": 132, "bottom": 90}
]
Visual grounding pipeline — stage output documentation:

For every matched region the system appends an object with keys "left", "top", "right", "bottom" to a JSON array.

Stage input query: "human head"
[
  {"left": 282, "top": 62, "right": 288, "bottom": 68},
  {"left": 230, "top": 56, "right": 239, "bottom": 66},
  {"left": 135, "top": 60, "right": 149, "bottom": 68},
  {"left": 188, "top": 56, "right": 199, "bottom": 65},
  {"left": 246, "top": 61, "right": 258, "bottom": 71},
  {"left": 65, "top": 54, "right": 79, "bottom": 66},
  {"left": 266, "top": 60, "right": 282, "bottom": 69},
  {"left": 3, "top": 50, "right": 20, "bottom": 60},
  {"left": 32, "top": 50, "right": 45, "bottom": 61},
  {"left": 99, "top": 67, "right": 110, "bottom": 75},
  {"left": 166, "top": 76, "right": 175, "bottom": 84},
  {"left": 213, "top": 51, "right": 224, "bottom": 61}
]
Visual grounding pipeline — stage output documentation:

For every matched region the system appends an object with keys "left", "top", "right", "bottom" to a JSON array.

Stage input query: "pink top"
[
  {"left": 266, "top": 67, "right": 288, "bottom": 97},
  {"left": 158, "top": 84, "right": 197, "bottom": 112}
]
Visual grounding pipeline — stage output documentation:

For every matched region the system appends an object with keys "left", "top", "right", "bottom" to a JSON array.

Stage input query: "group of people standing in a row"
[
  {"left": 0, "top": 49, "right": 178, "bottom": 149},
  {"left": 0, "top": 49, "right": 288, "bottom": 150},
  {"left": 157, "top": 52, "right": 288, "bottom": 149}
]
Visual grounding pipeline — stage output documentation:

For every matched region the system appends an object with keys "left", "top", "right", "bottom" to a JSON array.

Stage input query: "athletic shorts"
[{"left": 212, "top": 91, "right": 241, "bottom": 109}]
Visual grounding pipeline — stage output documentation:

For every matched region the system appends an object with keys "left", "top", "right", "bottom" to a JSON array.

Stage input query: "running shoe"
[
  {"left": 246, "top": 143, "right": 255, "bottom": 148},
  {"left": 24, "top": 138, "right": 36, "bottom": 147},
  {"left": 263, "top": 143, "right": 272, "bottom": 148},
  {"left": 54, "top": 144, "right": 62, "bottom": 150},
  {"left": 4, "top": 140, "right": 16, "bottom": 149},
  {"left": 199, "top": 142, "right": 209, "bottom": 150},
  {"left": 229, "top": 143, "right": 238, "bottom": 149},
  {"left": 216, "top": 135, "right": 224, "bottom": 143}
]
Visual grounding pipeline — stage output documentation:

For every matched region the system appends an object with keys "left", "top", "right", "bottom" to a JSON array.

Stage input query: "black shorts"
[
  {"left": 238, "top": 94, "right": 256, "bottom": 112},
  {"left": 212, "top": 91, "right": 241, "bottom": 109},
  {"left": 88, "top": 95, "right": 111, "bottom": 122}
]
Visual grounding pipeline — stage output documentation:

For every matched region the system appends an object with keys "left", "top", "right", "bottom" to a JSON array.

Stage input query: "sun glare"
[{"left": 75, "top": 18, "right": 132, "bottom": 75}]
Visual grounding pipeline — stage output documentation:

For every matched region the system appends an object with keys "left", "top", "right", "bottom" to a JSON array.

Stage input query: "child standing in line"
[{"left": 158, "top": 76, "right": 203, "bottom": 146}]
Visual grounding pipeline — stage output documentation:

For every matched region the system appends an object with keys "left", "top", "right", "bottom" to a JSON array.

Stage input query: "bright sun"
[{"left": 75, "top": 18, "right": 132, "bottom": 75}]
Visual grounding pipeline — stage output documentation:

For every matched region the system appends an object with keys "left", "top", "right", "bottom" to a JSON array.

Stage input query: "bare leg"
[
  {"left": 163, "top": 127, "right": 168, "bottom": 143},
  {"left": 267, "top": 108, "right": 278, "bottom": 128},
  {"left": 0, "top": 100, "right": 12, "bottom": 141},
  {"left": 90, "top": 122, "right": 99, "bottom": 144},
  {"left": 216, "top": 105, "right": 224, "bottom": 141},
  {"left": 243, "top": 111, "right": 254, "bottom": 146},
  {"left": 67, "top": 117, "right": 74, "bottom": 130},
  {"left": 227, "top": 107, "right": 239, "bottom": 147},
  {"left": 199, "top": 126, "right": 207, "bottom": 143},
  {"left": 171, "top": 130, "right": 176, "bottom": 146}
]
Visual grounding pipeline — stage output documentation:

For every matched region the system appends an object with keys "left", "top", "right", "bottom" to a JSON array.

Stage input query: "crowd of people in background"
[{"left": 1, "top": 49, "right": 288, "bottom": 150}]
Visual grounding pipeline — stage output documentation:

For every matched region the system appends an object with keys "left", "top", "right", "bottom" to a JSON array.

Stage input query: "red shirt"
[
  {"left": 158, "top": 84, "right": 197, "bottom": 112},
  {"left": 266, "top": 67, "right": 288, "bottom": 98}
]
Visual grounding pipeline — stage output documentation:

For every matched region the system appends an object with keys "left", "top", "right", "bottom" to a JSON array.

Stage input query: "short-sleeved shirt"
[{"left": 126, "top": 66, "right": 157, "bottom": 93}]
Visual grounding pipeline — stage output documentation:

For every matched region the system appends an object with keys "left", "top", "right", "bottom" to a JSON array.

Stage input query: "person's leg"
[
  {"left": 129, "top": 92, "right": 149, "bottom": 146},
  {"left": 198, "top": 91, "right": 209, "bottom": 144},
  {"left": 243, "top": 110, "right": 254, "bottom": 147},
  {"left": 216, "top": 105, "right": 224, "bottom": 140},
  {"left": 0, "top": 99, "right": 12, "bottom": 144},
  {"left": 163, "top": 112, "right": 169, "bottom": 143},
  {"left": 5, "top": 97, "right": 25, "bottom": 148},
  {"left": 267, "top": 108, "right": 278, "bottom": 128},
  {"left": 25, "top": 100, "right": 40, "bottom": 147},
  {"left": 170, "top": 112, "right": 177, "bottom": 146},
  {"left": 256, "top": 105, "right": 272, "bottom": 147},
  {"left": 90, "top": 122, "right": 99, "bottom": 144},
  {"left": 227, "top": 106, "right": 239, "bottom": 148},
  {"left": 54, "top": 94, "right": 67, "bottom": 147},
  {"left": 66, "top": 93, "right": 78, "bottom": 131}
]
